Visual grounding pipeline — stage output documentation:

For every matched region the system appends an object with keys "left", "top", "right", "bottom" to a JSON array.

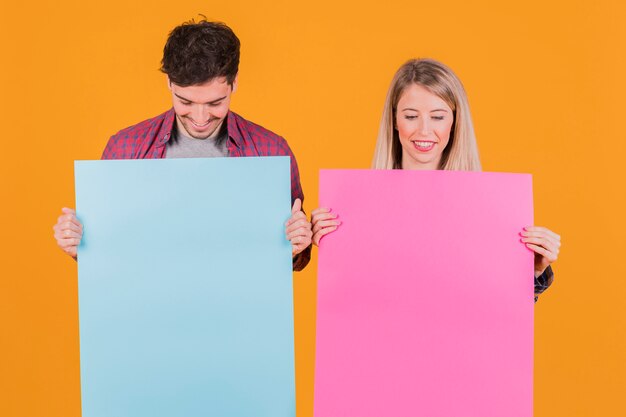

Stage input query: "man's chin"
[
  {"left": 190, "top": 122, "right": 223, "bottom": 139},
  {"left": 185, "top": 124, "right": 217, "bottom": 139},
  {"left": 188, "top": 131, "right": 212, "bottom": 139}
]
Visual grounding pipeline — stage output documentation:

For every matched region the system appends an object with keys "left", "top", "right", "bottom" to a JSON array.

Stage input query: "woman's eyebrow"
[{"left": 400, "top": 107, "right": 449, "bottom": 112}]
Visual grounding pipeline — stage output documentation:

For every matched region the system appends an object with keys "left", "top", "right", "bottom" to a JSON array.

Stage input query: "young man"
[{"left": 53, "top": 19, "right": 312, "bottom": 270}]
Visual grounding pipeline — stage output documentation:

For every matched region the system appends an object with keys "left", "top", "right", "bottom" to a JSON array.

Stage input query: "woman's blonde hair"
[{"left": 372, "top": 58, "right": 481, "bottom": 171}]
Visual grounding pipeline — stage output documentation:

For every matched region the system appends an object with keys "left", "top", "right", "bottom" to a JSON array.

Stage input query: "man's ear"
[{"left": 166, "top": 76, "right": 172, "bottom": 91}]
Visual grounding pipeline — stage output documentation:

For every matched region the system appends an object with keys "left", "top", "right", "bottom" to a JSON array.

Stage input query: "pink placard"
[{"left": 315, "top": 170, "right": 534, "bottom": 417}]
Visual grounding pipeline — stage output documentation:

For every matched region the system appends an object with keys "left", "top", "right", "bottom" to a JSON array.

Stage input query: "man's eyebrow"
[{"left": 174, "top": 93, "right": 228, "bottom": 105}]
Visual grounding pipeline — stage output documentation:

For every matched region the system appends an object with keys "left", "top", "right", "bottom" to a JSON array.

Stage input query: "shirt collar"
[
  {"left": 226, "top": 110, "right": 243, "bottom": 149},
  {"left": 158, "top": 108, "right": 177, "bottom": 146}
]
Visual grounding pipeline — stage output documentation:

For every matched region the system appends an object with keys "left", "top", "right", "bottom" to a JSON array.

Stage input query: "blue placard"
[{"left": 75, "top": 157, "right": 294, "bottom": 417}]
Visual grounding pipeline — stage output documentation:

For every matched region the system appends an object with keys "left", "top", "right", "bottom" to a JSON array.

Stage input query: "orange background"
[{"left": 1, "top": 1, "right": 625, "bottom": 416}]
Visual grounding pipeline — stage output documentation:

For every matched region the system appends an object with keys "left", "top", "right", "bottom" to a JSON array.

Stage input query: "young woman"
[{"left": 312, "top": 58, "right": 560, "bottom": 300}]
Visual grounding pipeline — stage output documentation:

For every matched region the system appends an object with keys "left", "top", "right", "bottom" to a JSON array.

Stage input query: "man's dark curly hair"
[{"left": 161, "top": 19, "right": 240, "bottom": 87}]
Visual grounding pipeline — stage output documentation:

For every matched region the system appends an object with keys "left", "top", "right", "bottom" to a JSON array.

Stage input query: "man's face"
[{"left": 168, "top": 76, "right": 236, "bottom": 139}]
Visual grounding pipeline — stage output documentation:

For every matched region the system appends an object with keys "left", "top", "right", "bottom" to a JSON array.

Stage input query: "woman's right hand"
[
  {"left": 53, "top": 207, "right": 83, "bottom": 260},
  {"left": 311, "top": 207, "right": 341, "bottom": 246}
]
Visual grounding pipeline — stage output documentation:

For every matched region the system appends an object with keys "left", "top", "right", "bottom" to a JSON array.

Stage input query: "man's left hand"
[{"left": 285, "top": 198, "right": 312, "bottom": 256}]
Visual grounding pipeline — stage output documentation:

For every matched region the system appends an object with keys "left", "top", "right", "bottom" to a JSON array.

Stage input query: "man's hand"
[
  {"left": 285, "top": 198, "right": 312, "bottom": 256},
  {"left": 53, "top": 207, "right": 83, "bottom": 260}
]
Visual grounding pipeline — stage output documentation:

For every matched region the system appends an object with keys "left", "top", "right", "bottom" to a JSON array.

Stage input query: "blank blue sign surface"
[{"left": 75, "top": 157, "right": 294, "bottom": 417}]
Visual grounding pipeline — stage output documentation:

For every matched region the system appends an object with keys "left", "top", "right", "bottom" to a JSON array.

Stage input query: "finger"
[
  {"left": 287, "top": 232, "right": 313, "bottom": 243},
  {"left": 290, "top": 236, "right": 312, "bottom": 254},
  {"left": 313, "top": 219, "right": 341, "bottom": 234},
  {"left": 521, "top": 237, "right": 558, "bottom": 256},
  {"left": 62, "top": 245, "right": 77, "bottom": 257},
  {"left": 55, "top": 229, "right": 82, "bottom": 240},
  {"left": 57, "top": 221, "right": 82, "bottom": 234},
  {"left": 521, "top": 229, "right": 558, "bottom": 241},
  {"left": 291, "top": 198, "right": 302, "bottom": 215},
  {"left": 286, "top": 217, "right": 310, "bottom": 231},
  {"left": 61, "top": 207, "right": 76, "bottom": 215},
  {"left": 292, "top": 244, "right": 309, "bottom": 256},
  {"left": 524, "top": 226, "right": 560, "bottom": 241},
  {"left": 285, "top": 210, "right": 307, "bottom": 227},
  {"left": 311, "top": 207, "right": 331, "bottom": 216},
  {"left": 312, "top": 212, "right": 337, "bottom": 225},
  {"left": 57, "top": 237, "right": 81, "bottom": 249},
  {"left": 520, "top": 231, "right": 561, "bottom": 249},
  {"left": 286, "top": 219, "right": 311, "bottom": 234},
  {"left": 56, "top": 213, "right": 83, "bottom": 229},
  {"left": 289, "top": 235, "right": 311, "bottom": 245},
  {"left": 61, "top": 246, "right": 77, "bottom": 257},
  {"left": 313, "top": 226, "right": 338, "bottom": 246},
  {"left": 533, "top": 226, "right": 560, "bottom": 241},
  {"left": 287, "top": 227, "right": 313, "bottom": 241},
  {"left": 540, "top": 234, "right": 561, "bottom": 250},
  {"left": 526, "top": 243, "right": 557, "bottom": 262}
]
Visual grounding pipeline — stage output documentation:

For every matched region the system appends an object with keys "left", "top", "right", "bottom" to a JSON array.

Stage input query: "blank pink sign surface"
[{"left": 315, "top": 170, "right": 534, "bottom": 417}]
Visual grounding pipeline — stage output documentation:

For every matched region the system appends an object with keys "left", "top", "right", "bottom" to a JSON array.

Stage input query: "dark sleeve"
[
  {"left": 293, "top": 242, "right": 312, "bottom": 272},
  {"left": 278, "top": 138, "right": 311, "bottom": 272},
  {"left": 534, "top": 265, "right": 554, "bottom": 302}
]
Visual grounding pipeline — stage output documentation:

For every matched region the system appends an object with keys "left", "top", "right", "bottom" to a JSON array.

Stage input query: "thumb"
[{"left": 291, "top": 198, "right": 302, "bottom": 215}]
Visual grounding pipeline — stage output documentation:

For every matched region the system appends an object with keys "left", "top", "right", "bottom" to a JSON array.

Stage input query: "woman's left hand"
[{"left": 520, "top": 226, "right": 561, "bottom": 277}]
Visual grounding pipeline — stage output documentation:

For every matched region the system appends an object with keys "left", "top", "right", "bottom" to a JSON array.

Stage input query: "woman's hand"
[
  {"left": 521, "top": 226, "right": 561, "bottom": 277},
  {"left": 311, "top": 207, "right": 341, "bottom": 246}
]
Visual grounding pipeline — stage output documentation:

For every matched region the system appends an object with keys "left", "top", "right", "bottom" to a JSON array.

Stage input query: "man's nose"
[{"left": 191, "top": 104, "right": 209, "bottom": 122}]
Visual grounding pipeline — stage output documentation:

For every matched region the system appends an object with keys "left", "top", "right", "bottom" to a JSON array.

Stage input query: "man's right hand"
[{"left": 53, "top": 207, "right": 83, "bottom": 260}]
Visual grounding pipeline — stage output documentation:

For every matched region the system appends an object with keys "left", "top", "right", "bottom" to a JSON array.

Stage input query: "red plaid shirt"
[{"left": 101, "top": 108, "right": 311, "bottom": 271}]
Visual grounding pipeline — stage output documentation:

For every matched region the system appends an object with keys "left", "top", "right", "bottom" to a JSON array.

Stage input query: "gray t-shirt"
[{"left": 165, "top": 122, "right": 229, "bottom": 158}]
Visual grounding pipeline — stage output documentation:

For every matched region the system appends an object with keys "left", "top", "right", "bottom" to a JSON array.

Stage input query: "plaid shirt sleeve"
[
  {"left": 534, "top": 265, "right": 554, "bottom": 302},
  {"left": 276, "top": 139, "right": 310, "bottom": 272},
  {"left": 101, "top": 110, "right": 172, "bottom": 160},
  {"left": 227, "top": 112, "right": 311, "bottom": 271}
]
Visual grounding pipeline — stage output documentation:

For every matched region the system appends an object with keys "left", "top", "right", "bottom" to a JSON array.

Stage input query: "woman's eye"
[
  {"left": 404, "top": 115, "right": 417, "bottom": 120},
  {"left": 432, "top": 116, "right": 444, "bottom": 120}
]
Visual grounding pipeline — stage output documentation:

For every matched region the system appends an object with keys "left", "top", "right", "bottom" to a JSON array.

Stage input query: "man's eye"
[
  {"left": 181, "top": 101, "right": 192, "bottom": 106},
  {"left": 209, "top": 101, "right": 223, "bottom": 107}
]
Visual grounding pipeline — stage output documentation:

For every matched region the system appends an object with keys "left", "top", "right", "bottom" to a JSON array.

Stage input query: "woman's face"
[{"left": 395, "top": 83, "right": 454, "bottom": 170}]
